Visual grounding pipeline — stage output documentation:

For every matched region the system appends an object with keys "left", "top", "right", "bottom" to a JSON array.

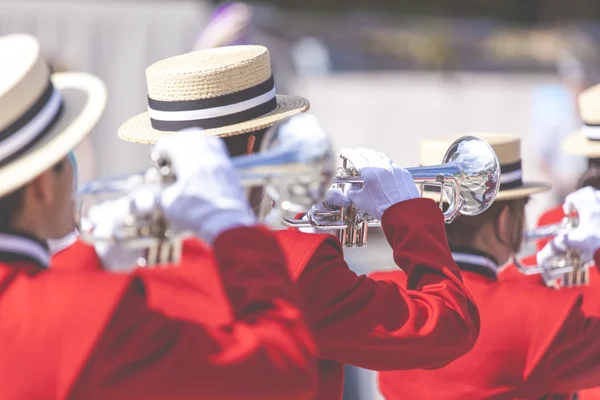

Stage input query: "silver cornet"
[
  {"left": 513, "top": 208, "right": 586, "bottom": 288},
  {"left": 75, "top": 116, "right": 335, "bottom": 267},
  {"left": 282, "top": 136, "right": 501, "bottom": 247}
]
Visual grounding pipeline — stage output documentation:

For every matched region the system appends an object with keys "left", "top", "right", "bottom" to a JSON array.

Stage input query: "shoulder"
[
  {"left": 51, "top": 240, "right": 101, "bottom": 272},
  {"left": 0, "top": 267, "right": 137, "bottom": 397}
]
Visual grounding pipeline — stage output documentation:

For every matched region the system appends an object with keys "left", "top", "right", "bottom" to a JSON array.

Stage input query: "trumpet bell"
[{"left": 441, "top": 136, "right": 501, "bottom": 217}]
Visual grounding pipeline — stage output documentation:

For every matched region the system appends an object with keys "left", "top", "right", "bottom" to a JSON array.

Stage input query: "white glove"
[
  {"left": 340, "top": 148, "right": 420, "bottom": 220},
  {"left": 299, "top": 188, "right": 350, "bottom": 234},
  {"left": 537, "top": 186, "right": 600, "bottom": 266},
  {"left": 86, "top": 191, "right": 148, "bottom": 272},
  {"left": 156, "top": 129, "right": 256, "bottom": 244}
]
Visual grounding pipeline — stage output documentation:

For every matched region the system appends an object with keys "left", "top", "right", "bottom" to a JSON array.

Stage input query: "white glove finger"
[
  {"left": 154, "top": 128, "right": 204, "bottom": 153},
  {"left": 154, "top": 129, "right": 227, "bottom": 166},
  {"left": 354, "top": 148, "right": 387, "bottom": 169},
  {"left": 551, "top": 233, "right": 570, "bottom": 253},
  {"left": 129, "top": 186, "right": 161, "bottom": 217},
  {"left": 88, "top": 198, "right": 124, "bottom": 225},
  {"left": 345, "top": 186, "right": 366, "bottom": 204},
  {"left": 536, "top": 241, "right": 563, "bottom": 267},
  {"left": 564, "top": 186, "right": 598, "bottom": 215},
  {"left": 323, "top": 188, "right": 351, "bottom": 208},
  {"left": 340, "top": 148, "right": 370, "bottom": 171},
  {"left": 395, "top": 166, "right": 420, "bottom": 200}
]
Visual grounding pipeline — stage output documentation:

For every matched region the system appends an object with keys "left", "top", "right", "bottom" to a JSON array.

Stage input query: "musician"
[
  {"left": 58, "top": 45, "right": 482, "bottom": 400},
  {"left": 505, "top": 83, "right": 600, "bottom": 278},
  {"left": 0, "top": 34, "right": 317, "bottom": 399},
  {"left": 500, "top": 84, "right": 600, "bottom": 400},
  {"left": 372, "top": 134, "right": 600, "bottom": 400}
]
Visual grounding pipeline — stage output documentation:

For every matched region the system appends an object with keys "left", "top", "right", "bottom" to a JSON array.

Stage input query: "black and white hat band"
[
  {"left": 147, "top": 75, "right": 278, "bottom": 131},
  {"left": 499, "top": 160, "right": 522, "bottom": 190},
  {"left": 582, "top": 123, "right": 600, "bottom": 141},
  {"left": 0, "top": 81, "right": 64, "bottom": 168}
]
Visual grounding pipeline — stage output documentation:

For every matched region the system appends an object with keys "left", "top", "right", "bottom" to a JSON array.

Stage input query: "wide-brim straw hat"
[
  {"left": 118, "top": 45, "right": 309, "bottom": 143},
  {"left": 0, "top": 34, "right": 106, "bottom": 197},
  {"left": 420, "top": 134, "right": 551, "bottom": 201},
  {"left": 562, "top": 83, "right": 600, "bottom": 157}
]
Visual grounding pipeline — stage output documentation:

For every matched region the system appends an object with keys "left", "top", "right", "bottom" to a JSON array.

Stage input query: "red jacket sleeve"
[
  {"left": 296, "top": 198, "right": 480, "bottom": 371},
  {"left": 69, "top": 227, "right": 317, "bottom": 400}
]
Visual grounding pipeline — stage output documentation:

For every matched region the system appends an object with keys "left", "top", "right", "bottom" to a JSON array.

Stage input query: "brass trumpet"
[
  {"left": 75, "top": 116, "right": 335, "bottom": 267},
  {"left": 513, "top": 209, "right": 586, "bottom": 288},
  {"left": 282, "top": 136, "right": 501, "bottom": 247}
]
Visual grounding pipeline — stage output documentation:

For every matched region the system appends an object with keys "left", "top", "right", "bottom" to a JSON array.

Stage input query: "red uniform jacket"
[
  {"left": 375, "top": 245, "right": 600, "bottom": 400},
  {"left": 500, "top": 206, "right": 600, "bottom": 400},
  {"left": 0, "top": 227, "right": 317, "bottom": 400},
  {"left": 54, "top": 198, "right": 481, "bottom": 400}
]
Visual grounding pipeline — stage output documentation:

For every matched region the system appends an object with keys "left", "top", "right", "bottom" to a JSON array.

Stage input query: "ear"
[
  {"left": 28, "top": 169, "right": 55, "bottom": 205},
  {"left": 496, "top": 204, "right": 512, "bottom": 244}
]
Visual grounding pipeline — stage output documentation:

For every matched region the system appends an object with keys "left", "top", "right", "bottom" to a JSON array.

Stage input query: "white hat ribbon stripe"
[
  {"left": 500, "top": 169, "right": 522, "bottom": 185},
  {"left": 148, "top": 87, "right": 276, "bottom": 122},
  {"left": 0, "top": 82, "right": 64, "bottom": 166},
  {"left": 582, "top": 125, "right": 600, "bottom": 141}
]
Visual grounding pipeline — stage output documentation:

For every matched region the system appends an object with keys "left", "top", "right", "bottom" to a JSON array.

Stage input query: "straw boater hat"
[
  {"left": 562, "top": 83, "right": 600, "bottom": 158},
  {"left": 0, "top": 34, "right": 106, "bottom": 197},
  {"left": 118, "top": 45, "right": 309, "bottom": 143},
  {"left": 420, "top": 134, "right": 551, "bottom": 201}
]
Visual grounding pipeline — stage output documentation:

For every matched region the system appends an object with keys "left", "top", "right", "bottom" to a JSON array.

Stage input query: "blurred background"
[{"left": 2, "top": 0, "right": 599, "bottom": 398}]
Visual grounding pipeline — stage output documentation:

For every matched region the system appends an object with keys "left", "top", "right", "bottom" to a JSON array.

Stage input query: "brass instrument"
[
  {"left": 282, "top": 136, "right": 501, "bottom": 247},
  {"left": 75, "top": 116, "right": 335, "bottom": 267},
  {"left": 513, "top": 209, "right": 586, "bottom": 288}
]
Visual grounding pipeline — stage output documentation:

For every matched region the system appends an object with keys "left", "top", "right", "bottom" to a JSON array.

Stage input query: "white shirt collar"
[{"left": 0, "top": 232, "right": 50, "bottom": 268}]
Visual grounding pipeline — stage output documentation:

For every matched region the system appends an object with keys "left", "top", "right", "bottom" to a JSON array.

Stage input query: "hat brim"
[
  {"left": 118, "top": 94, "right": 309, "bottom": 144},
  {"left": 561, "top": 129, "right": 600, "bottom": 157},
  {"left": 422, "top": 181, "right": 552, "bottom": 203},
  {"left": 0, "top": 72, "right": 107, "bottom": 197}
]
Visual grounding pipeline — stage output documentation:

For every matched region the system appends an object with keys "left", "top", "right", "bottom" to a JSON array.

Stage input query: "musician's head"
[
  {"left": 0, "top": 34, "right": 105, "bottom": 242},
  {"left": 445, "top": 198, "right": 528, "bottom": 267},
  {"left": 420, "top": 134, "right": 550, "bottom": 267},
  {"left": 0, "top": 154, "right": 77, "bottom": 240}
]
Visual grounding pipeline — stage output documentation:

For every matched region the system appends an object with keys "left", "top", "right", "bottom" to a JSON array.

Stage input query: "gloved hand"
[
  {"left": 156, "top": 129, "right": 256, "bottom": 244},
  {"left": 85, "top": 191, "right": 148, "bottom": 272},
  {"left": 339, "top": 148, "right": 420, "bottom": 220},
  {"left": 537, "top": 186, "right": 600, "bottom": 267},
  {"left": 299, "top": 188, "right": 350, "bottom": 233}
]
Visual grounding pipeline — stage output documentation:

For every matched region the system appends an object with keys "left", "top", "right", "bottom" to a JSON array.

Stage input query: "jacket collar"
[
  {"left": 450, "top": 246, "right": 499, "bottom": 280},
  {"left": 0, "top": 231, "right": 50, "bottom": 269}
]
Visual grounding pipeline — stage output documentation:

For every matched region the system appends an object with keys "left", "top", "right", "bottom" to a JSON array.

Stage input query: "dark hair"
[
  {"left": 0, "top": 188, "right": 26, "bottom": 232},
  {"left": 445, "top": 198, "right": 528, "bottom": 254},
  {"left": 0, "top": 159, "right": 67, "bottom": 232},
  {"left": 222, "top": 127, "right": 268, "bottom": 157},
  {"left": 577, "top": 158, "right": 600, "bottom": 190}
]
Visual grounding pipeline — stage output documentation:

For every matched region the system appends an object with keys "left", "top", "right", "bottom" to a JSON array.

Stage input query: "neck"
[{"left": 6, "top": 208, "right": 48, "bottom": 243}]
